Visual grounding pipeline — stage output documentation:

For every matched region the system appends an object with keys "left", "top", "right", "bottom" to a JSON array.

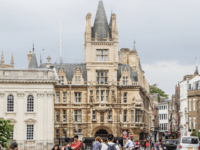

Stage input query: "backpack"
[
  {"left": 106, "top": 143, "right": 117, "bottom": 150},
  {"left": 156, "top": 143, "right": 159, "bottom": 147},
  {"left": 146, "top": 142, "right": 149, "bottom": 147}
]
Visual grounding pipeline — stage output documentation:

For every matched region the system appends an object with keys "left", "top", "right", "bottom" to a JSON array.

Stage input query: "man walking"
[
  {"left": 124, "top": 137, "right": 134, "bottom": 150},
  {"left": 102, "top": 134, "right": 120, "bottom": 150}
]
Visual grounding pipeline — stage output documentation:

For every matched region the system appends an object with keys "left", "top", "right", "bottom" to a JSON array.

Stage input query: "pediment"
[
  {"left": 24, "top": 118, "right": 37, "bottom": 123},
  {"left": 6, "top": 118, "right": 17, "bottom": 123}
]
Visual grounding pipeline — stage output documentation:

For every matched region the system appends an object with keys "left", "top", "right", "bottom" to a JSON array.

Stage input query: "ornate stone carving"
[
  {"left": 0, "top": 92, "right": 4, "bottom": 97},
  {"left": 17, "top": 92, "right": 24, "bottom": 97},
  {"left": 37, "top": 93, "right": 44, "bottom": 97},
  {"left": 47, "top": 92, "right": 54, "bottom": 98}
]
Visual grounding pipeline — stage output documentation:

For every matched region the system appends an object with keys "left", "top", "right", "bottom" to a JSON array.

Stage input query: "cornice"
[{"left": 0, "top": 80, "right": 57, "bottom": 84}]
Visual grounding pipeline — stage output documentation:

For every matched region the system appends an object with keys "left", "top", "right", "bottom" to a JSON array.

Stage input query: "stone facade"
[
  {"left": 0, "top": 68, "right": 58, "bottom": 150},
  {"left": 150, "top": 94, "right": 159, "bottom": 142},
  {"left": 187, "top": 75, "right": 200, "bottom": 133},
  {"left": 48, "top": 0, "right": 152, "bottom": 143}
]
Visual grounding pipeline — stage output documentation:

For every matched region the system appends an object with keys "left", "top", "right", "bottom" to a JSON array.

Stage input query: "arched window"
[
  {"left": 27, "top": 95, "right": 34, "bottom": 112},
  {"left": 7, "top": 95, "right": 14, "bottom": 112}
]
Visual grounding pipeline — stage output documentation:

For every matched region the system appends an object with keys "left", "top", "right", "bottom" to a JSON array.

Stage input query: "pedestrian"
[
  {"left": 151, "top": 141, "right": 155, "bottom": 150},
  {"left": 155, "top": 141, "right": 159, "bottom": 150},
  {"left": 8, "top": 142, "right": 18, "bottom": 150},
  {"left": 145, "top": 140, "right": 149, "bottom": 150},
  {"left": 101, "top": 134, "right": 120, "bottom": 150},
  {"left": 92, "top": 136, "right": 102, "bottom": 150},
  {"left": 160, "top": 141, "right": 164, "bottom": 150},
  {"left": 135, "top": 140, "right": 139, "bottom": 150},
  {"left": 116, "top": 140, "right": 122, "bottom": 150},
  {"left": 71, "top": 135, "right": 81, "bottom": 150},
  {"left": 124, "top": 137, "right": 134, "bottom": 150},
  {"left": 52, "top": 144, "right": 60, "bottom": 150},
  {"left": 143, "top": 140, "right": 147, "bottom": 150}
]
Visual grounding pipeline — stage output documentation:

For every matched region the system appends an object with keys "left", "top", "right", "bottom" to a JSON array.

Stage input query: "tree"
[
  {"left": 150, "top": 84, "right": 169, "bottom": 102},
  {"left": 0, "top": 118, "right": 14, "bottom": 148}
]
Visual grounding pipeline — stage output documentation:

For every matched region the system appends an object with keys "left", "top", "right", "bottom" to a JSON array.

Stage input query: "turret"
[
  {"left": 110, "top": 13, "right": 118, "bottom": 41},
  {"left": 10, "top": 53, "right": 14, "bottom": 68},
  {"left": 1, "top": 52, "right": 4, "bottom": 65},
  {"left": 85, "top": 13, "right": 92, "bottom": 42},
  {"left": 27, "top": 51, "right": 33, "bottom": 67}
]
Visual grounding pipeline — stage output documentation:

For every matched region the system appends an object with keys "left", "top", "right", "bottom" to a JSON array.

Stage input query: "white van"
[{"left": 180, "top": 136, "right": 200, "bottom": 150}]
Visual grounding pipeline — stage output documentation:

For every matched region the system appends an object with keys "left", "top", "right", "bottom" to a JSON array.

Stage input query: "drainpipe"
[{"left": 69, "top": 85, "right": 71, "bottom": 137}]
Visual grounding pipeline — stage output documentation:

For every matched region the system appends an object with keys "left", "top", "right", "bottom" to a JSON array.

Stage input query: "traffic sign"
[
  {"left": 168, "top": 132, "right": 171, "bottom": 135},
  {"left": 130, "top": 134, "right": 133, "bottom": 137}
]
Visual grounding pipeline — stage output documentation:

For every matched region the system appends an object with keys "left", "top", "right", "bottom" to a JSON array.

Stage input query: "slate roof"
[
  {"left": 92, "top": 0, "right": 110, "bottom": 38},
  {"left": 40, "top": 63, "right": 87, "bottom": 81},
  {"left": 40, "top": 63, "right": 139, "bottom": 83},
  {"left": 117, "top": 64, "right": 138, "bottom": 82},
  {"left": 29, "top": 53, "right": 38, "bottom": 68}
]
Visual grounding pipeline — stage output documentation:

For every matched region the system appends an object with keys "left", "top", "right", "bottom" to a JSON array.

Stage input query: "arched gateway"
[
  {"left": 95, "top": 129, "right": 108, "bottom": 138},
  {"left": 91, "top": 126, "right": 113, "bottom": 138}
]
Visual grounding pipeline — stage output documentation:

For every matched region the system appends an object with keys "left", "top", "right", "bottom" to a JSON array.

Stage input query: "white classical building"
[
  {"left": 0, "top": 68, "right": 58, "bottom": 150},
  {"left": 158, "top": 99, "right": 169, "bottom": 140}
]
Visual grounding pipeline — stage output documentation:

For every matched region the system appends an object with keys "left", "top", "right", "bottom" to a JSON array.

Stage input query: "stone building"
[
  {"left": 175, "top": 82, "right": 180, "bottom": 138},
  {"left": 0, "top": 52, "right": 14, "bottom": 68},
  {"left": 158, "top": 99, "right": 169, "bottom": 141},
  {"left": 150, "top": 94, "right": 159, "bottom": 142},
  {"left": 187, "top": 75, "right": 200, "bottom": 133},
  {"left": 0, "top": 68, "right": 58, "bottom": 150},
  {"left": 179, "top": 63, "right": 199, "bottom": 138},
  {"left": 37, "top": 0, "right": 151, "bottom": 142}
]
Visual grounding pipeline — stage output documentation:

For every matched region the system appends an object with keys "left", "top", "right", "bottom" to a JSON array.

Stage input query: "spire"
[
  {"left": 92, "top": 0, "right": 109, "bottom": 38},
  {"left": 194, "top": 58, "right": 199, "bottom": 75},
  {"left": 133, "top": 40, "right": 136, "bottom": 51},
  {"left": 10, "top": 53, "right": 14, "bottom": 67},
  {"left": 29, "top": 45, "right": 38, "bottom": 68},
  {"left": 1, "top": 51, "right": 4, "bottom": 64},
  {"left": 32, "top": 43, "right": 34, "bottom": 52}
]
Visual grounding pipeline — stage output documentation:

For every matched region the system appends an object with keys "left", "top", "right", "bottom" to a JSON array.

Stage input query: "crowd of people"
[
  {"left": 123, "top": 138, "right": 165, "bottom": 150},
  {"left": 2, "top": 135, "right": 165, "bottom": 150}
]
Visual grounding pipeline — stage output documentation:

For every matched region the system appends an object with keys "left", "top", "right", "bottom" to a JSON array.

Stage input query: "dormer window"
[
  {"left": 75, "top": 76, "right": 81, "bottom": 85},
  {"left": 59, "top": 76, "right": 64, "bottom": 85},
  {"left": 123, "top": 76, "right": 128, "bottom": 85},
  {"left": 97, "top": 50, "right": 108, "bottom": 62}
]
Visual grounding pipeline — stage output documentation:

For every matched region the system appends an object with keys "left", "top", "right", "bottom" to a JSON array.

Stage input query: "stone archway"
[{"left": 91, "top": 126, "right": 113, "bottom": 137}]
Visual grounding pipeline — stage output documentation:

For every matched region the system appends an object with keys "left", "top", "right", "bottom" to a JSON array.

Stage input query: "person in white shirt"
[
  {"left": 124, "top": 137, "right": 134, "bottom": 149},
  {"left": 101, "top": 134, "right": 120, "bottom": 150}
]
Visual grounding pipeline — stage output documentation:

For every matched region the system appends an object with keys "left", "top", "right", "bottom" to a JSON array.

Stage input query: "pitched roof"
[
  {"left": 92, "top": 0, "right": 110, "bottom": 38},
  {"left": 117, "top": 64, "right": 138, "bottom": 82},
  {"left": 40, "top": 63, "right": 87, "bottom": 81},
  {"left": 29, "top": 53, "right": 38, "bottom": 68}
]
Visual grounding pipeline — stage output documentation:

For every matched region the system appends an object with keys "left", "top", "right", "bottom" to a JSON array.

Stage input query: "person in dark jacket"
[{"left": 52, "top": 144, "right": 60, "bottom": 150}]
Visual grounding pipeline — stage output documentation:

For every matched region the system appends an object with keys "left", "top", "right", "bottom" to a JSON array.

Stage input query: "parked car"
[
  {"left": 180, "top": 136, "right": 200, "bottom": 150},
  {"left": 163, "top": 139, "right": 178, "bottom": 150}
]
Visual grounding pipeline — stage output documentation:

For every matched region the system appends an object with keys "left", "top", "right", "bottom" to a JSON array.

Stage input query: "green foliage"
[
  {"left": 150, "top": 84, "right": 169, "bottom": 102},
  {"left": 190, "top": 131, "right": 200, "bottom": 140},
  {"left": 0, "top": 118, "right": 14, "bottom": 148}
]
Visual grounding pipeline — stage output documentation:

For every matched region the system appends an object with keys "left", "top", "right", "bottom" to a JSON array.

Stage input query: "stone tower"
[{"left": 84, "top": 0, "right": 119, "bottom": 84}]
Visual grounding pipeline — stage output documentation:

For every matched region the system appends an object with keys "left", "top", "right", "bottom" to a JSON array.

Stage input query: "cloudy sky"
[{"left": 0, "top": 0, "right": 200, "bottom": 97}]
